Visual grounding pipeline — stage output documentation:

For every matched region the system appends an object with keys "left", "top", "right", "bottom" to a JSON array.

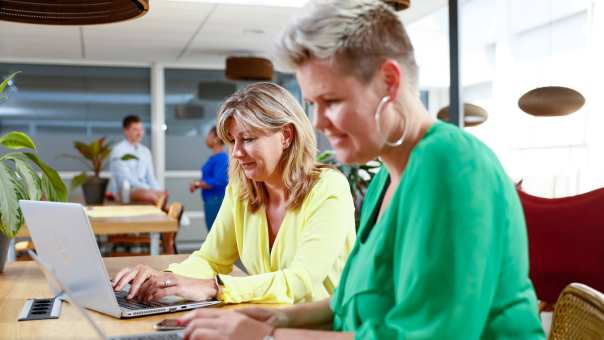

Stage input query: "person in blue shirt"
[
  {"left": 190, "top": 126, "right": 228, "bottom": 231},
  {"left": 110, "top": 115, "right": 167, "bottom": 206}
]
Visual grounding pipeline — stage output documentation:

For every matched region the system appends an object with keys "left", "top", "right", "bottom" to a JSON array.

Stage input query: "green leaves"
[
  {"left": 0, "top": 73, "right": 67, "bottom": 237},
  {"left": 23, "top": 152, "right": 67, "bottom": 202},
  {"left": 120, "top": 154, "right": 138, "bottom": 161},
  {"left": 0, "top": 162, "right": 22, "bottom": 237},
  {"left": 0, "top": 71, "right": 20, "bottom": 100},
  {"left": 0, "top": 131, "right": 37, "bottom": 150},
  {"left": 0, "top": 140, "right": 68, "bottom": 237},
  {"left": 70, "top": 172, "right": 90, "bottom": 191},
  {"left": 71, "top": 137, "right": 114, "bottom": 177}
]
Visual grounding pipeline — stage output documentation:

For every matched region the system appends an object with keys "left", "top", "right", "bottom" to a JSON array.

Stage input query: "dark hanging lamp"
[
  {"left": 225, "top": 56, "right": 273, "bottom": 81},
  {"left": 383, "top": 0, "right": 411, "bottom": 11},
  {"left": 0, "top": 0, "right": 149, "bottom": 25},
  {"left": 518, "top": 86, "right": 585, "bottom": 117},
  {"left": 437, "top": 103, "right": 488, "bottom": 127}
]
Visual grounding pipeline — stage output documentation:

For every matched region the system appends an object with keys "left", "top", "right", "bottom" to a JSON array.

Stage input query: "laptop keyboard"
[{"left": 115, "top": 291, "right": 168, "bottom": 310}]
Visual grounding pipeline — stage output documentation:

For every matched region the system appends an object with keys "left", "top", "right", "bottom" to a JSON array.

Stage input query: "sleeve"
[
  {"left": 202, "top": 155, "right": 229, "bottom": 188},
  {"left": 144, "top": 148, "right": 161, "bottom": 190},
  {"left": 167, "top": 184, "right": 239, "bottom": 277},
  {"left": 218, "top": 171, "right": 355, "bottom": 304},
  {"left": 109, "top": 146, "right": 148, "bottom": 190},
  {"left": 356, "top": 150, "right": 505, "bottom": 339}
]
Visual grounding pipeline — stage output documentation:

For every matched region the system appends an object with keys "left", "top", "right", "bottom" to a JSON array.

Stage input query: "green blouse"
[{"left": 330, "top": 121, "right": 545, "bottom": 339}]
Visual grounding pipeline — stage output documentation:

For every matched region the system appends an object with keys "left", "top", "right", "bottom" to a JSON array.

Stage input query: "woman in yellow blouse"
[{"left": 112, "top": 82, "right": 356, "bottom": 305}]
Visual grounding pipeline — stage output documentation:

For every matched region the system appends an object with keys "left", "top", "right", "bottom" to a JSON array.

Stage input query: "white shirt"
[{"left": 109, "top": 139, "right": 160, "bottom": 194}]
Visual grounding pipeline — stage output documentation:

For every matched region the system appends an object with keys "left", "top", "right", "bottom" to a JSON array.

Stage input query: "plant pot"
[
  {"left": 82, "top": 177, "right": 109, "bottom": 205},
  {"left": 0, "top": 233, "right": 9, "bottom": 273}
]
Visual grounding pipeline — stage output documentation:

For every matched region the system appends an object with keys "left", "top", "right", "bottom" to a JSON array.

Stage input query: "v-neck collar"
[
  {"left": 261, "top": 207, "right": 289, "bottom": 263},
  {"left": 356, "top": 121, "right": 442, "bottom": 244}
]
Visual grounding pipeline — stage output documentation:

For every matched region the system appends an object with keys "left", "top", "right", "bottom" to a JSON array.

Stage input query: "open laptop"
[
  {"left": 28, "top": 250, "right": 183, "bottom": 340},
  {"left": 19, "top": 200, "right": 221, "bottom": 318}
]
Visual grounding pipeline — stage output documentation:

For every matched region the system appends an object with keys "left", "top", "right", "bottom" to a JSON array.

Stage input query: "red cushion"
[{"left": 518, "top": 188, "right": 604, "bottom": 303}]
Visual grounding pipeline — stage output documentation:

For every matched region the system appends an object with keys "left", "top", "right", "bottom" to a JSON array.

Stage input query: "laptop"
[
  {"left": 28, "top": 250, "right": 183, "bottom": 340},
  {"left": 19, "top": 200, "right": 221, "bottom": 318}
]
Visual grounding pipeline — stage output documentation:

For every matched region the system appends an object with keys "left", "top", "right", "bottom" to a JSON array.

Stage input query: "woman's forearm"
[
  {"left": 274, "top": 329, "right": 354, "bottom": 340},
  {"left": 282, "top": 299, "right": 334, "bottom": 329}
]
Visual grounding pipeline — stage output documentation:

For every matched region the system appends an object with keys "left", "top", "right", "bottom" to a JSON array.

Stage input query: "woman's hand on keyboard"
[
  {"left": 112, "top": 264, "right": 160, "bottom": 299},
  {"left": 135, "top": 273, "right": 218, "bottom": 302}
]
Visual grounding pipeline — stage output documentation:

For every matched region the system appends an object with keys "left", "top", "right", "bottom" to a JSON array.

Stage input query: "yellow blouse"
[{"left": 167, "top": 168, "right": 356, "bottom": 304}]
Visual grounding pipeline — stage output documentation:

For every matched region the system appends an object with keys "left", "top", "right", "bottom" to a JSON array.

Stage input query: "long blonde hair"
[{"left": 216, "top": 82, "right": 323, "bottom": 212}]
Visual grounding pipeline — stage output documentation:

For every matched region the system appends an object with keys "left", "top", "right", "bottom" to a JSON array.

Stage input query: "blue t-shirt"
[{"left": 201, "top": 151, "right": 228, "bottom": 201}]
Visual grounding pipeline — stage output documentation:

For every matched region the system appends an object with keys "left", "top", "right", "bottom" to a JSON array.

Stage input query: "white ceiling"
[{"left": 0, "top": 0, "right": 446, "bottom": 70}]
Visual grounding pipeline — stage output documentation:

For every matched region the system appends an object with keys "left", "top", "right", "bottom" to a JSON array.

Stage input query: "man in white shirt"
[{"left": 110, "top": 115, "right": 167, "bottom": 205}]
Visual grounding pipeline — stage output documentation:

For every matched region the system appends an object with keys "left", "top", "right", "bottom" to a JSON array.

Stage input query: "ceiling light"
[
  {"left": 169, "top": 0, "right": 309, "bottom": 8},
  {"left": 0, "top": 0, "right": 149, "bottom": 25}
]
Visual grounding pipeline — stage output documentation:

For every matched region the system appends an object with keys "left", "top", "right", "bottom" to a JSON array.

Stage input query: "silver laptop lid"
[
  {"left": 28, "top": 250, "right": 108, "bottom": 340},
  {"left": 19, "top": 200, "right": 122, "bottom": 318}
]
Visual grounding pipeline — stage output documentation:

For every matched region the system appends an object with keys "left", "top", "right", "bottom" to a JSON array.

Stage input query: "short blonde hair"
[
  {"left": 277, "top": 0, "right": 418, "bottom": 93},
  {"left": 216, "top": 82, "right": 322, "bottom": 212}
]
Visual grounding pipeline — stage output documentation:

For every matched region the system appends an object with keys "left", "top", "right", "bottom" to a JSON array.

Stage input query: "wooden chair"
[
  {"left": 549, "top": 283, "right": 604, "bottom": 340},
  {"left": 108, "top": 201, "right": 183, "bottom": 256}
]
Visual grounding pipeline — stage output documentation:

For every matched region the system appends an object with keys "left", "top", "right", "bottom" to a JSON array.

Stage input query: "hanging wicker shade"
[
  {"left": 383, "top": 0, "right": 411, "bottom": 11},
  {"left": 437, "top": 103, "right": 488, "bottom": 127},
  {"left": 0, "top": 0, "right": 149, "bottom": 25},
  {"left": 225, "top": 57, "right": 273, "bottom": 81},
  {"left": 518, "top": 86, "right": 585, "bottom": 117}
]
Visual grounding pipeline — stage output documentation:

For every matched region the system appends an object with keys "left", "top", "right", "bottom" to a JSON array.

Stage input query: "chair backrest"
[
  {"left": 167, "top": 202, "right": 184, "bottom": 224},
  {"left": 518, "top": 188, "right": 604, "bottom": 304},
  {"left": 549, "top": 283, "right": 604, "bottom": 340}
]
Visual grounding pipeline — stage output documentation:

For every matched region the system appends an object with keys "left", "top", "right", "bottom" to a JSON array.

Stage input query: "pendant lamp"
[
  {"left": 383, "top": 0, "right": 411, "bottom": 11},
  {"left": 225, "top": 57, "right": 273, "bottom": 81},
  {"left": 518, "top": 86, "right": 585, "bottom": 117},
  {"left": 0, "top": 0, "right": 149, "bottom": 25},
  {"left": 437, "top": 103, "right": 488, "bottom": 127}
]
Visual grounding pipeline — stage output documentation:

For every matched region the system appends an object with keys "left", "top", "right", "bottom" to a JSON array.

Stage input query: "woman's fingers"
[
  {"left": 127, "top": 265, "right": 155, "bottom": 298},
  {"left": 135, "top": 275, "right": 157, "bottom": 300},
  {"left": 112, "top": 267, "right": 131, "bottom": 288},
  {"left": 113, "top": 268, "right": 138, "bottom": 292}
]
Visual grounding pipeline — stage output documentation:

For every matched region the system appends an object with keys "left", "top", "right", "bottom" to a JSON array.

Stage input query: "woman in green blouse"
[{"left": 179, "top": 1, "right": 545, "bottom": 339}]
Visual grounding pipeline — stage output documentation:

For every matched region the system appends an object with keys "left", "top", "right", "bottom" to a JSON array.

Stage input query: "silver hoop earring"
[{"left": 374, "top": 96, "right": 407, "bottom": 147}]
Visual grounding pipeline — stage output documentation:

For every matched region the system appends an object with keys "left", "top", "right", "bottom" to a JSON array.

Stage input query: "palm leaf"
[{"left": 0, "top": 131, "right": 37, "bottom": 150}]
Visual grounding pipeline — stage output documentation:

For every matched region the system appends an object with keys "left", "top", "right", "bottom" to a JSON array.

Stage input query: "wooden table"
[
  {"left": 0, "top": 255, "right": 273, "bottom": 339},
  {"left": 15, "top": 205, "right": 178, "bottom": 256}
]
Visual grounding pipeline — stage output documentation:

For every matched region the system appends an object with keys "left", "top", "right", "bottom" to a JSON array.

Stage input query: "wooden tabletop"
[
  {"left": 0, "top": 255, "right": 277, "bottom": 339},
  {"left": 15, "top": 205, "right": 178, "bottom": 238}
]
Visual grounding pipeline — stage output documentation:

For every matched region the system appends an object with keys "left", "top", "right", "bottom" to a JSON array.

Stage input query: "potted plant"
[
  {"left": 0, "top": 72, "right": 68, "bottom": 272},
  {"left": 67, "top": 137, "right": 136, "bottom": 205},
  {"left": 317, "top": 150, "right": 382, "bottom": 227}
]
